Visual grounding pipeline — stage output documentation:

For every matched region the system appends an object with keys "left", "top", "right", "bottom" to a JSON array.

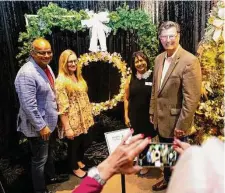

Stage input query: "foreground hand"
[
  {"left": 65, "top": 129, "right": 74, "bottom": 140},
  {"left": 173, "top": 138, "right": 191, "bottom": 155},
  {"left": 174, "top": 128, "right": 185, "bottom": 138},
  {"left": 97, "top": 131, "right": 151, "bottom": 181},
  {"left": 40, "top": 126, "right": 51, "bottom": 141}
]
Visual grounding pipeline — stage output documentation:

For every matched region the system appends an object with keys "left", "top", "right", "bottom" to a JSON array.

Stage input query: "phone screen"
[{"left": 137, "top": 143, "right": 178, "bottom": 167}]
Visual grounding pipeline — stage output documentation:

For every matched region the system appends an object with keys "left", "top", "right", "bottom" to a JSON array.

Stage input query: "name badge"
[{"left": 145, "top": 82, "right": 152, "bottom": 86}]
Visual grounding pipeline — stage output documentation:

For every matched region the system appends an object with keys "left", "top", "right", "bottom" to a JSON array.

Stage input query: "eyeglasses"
[
  {"left": 33, "top": 50, "right": 53, "bottom": 56},
  {"left": 159, "top": 34, "right": 178, "bottom": 41},
  {"left": 67, "top": 60, "right": 77, "bottom": 65}
]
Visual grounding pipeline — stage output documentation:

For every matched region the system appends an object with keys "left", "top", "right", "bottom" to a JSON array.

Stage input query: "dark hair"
[
  {"left": 158, "top": 21, "right": 180, "bottom": 36},
  {"left": 130, "top": 51, "right": 150, "bottom": 78}
]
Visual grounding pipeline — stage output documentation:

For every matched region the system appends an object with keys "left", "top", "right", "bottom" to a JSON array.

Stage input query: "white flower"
[{"left": 218, "top": 8, "right": 225, "bottom": 19}]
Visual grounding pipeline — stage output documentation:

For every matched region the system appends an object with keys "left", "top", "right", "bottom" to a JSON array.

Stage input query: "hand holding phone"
[{"left": 138, "top": 143, "right": 178, "bottom": 167}]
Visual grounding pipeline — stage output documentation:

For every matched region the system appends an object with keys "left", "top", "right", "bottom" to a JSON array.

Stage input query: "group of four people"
[{"left": 15, "top": 21, "right": 202, "bottom": 193}]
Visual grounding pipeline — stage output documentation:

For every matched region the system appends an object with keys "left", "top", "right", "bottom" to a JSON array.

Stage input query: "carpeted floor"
[{"left": 49, "top": 168, "right": 167, "bottom": 193}]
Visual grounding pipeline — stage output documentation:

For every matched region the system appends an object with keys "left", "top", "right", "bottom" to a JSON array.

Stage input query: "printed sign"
[{"left": 104, "top": 128, "right": 131, "bottom": 154}]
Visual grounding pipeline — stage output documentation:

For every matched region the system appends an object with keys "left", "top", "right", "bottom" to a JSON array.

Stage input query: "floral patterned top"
[{"left": 55, "top": 75, "right": 94, "bottom": 137}]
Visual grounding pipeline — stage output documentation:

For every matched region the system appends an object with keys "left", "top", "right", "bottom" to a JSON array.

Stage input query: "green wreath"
[{"left": 17, "top": 3, "right": 158, "bottom": 68}]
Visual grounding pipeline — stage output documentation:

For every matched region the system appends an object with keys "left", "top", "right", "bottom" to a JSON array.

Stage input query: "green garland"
[{"left": 17, "top": 3, "right": 158, "bottom": 67}]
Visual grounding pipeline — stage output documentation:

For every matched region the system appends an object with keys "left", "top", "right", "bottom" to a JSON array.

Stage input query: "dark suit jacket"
[{"left": 150, "top": 46, "right": 202, "bottom": 138}]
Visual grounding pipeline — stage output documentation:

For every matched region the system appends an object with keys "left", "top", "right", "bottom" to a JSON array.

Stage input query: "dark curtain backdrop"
[
  {"left": 0, "top": 1, "right": 214, "bottom": 154},
  {"left": 157, "top": 1, "right": 215, "bottom": 52}
]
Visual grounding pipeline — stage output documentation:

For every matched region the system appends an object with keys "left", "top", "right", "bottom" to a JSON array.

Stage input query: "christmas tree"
[{"left": 195, "top": 0, "right": 224, "bottom": 143}]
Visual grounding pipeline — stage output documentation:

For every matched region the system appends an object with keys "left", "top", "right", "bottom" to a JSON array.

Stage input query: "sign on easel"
[
  {"left": 104, "top": 128, "right": 131, "bottom": 193},
  {"left": 104, "top": 128, "right": 131, "bottom": 154}
]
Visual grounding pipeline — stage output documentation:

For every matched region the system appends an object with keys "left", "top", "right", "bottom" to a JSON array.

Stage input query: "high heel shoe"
[
  {"left": 73, "top": 169, "right": 87, "bottom": 179},
  {"left": 139, "top": 168, "right": 149, "bottom": 175},
  {"left": 73, "top": 172, "right": 87, "bottom": 179}
]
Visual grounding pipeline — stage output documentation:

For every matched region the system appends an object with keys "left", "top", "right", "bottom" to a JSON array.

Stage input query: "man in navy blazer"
[{"left": 15, "top": 38, "right": 68, "bottom": 193}]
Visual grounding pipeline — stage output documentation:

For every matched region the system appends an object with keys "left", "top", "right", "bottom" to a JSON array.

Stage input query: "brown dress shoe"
[{"left": 152, "top": 179, "right": 168, "bottom": 191}]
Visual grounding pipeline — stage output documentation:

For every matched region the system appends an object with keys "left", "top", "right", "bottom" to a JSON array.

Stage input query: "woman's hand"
[
  {"left": 65, "top": 128, "right": 74, "bottom": 140},
  {"left": 149, "top": 115, "right": 154, "bottom": 124},
  {"left": 173, "top": 138, "right": 191, "bottom": 155},
  {"left": 125, "top": 116, "right": 131, "bottom": 128},
  {"left": 97, "top": 131, "right": 151, "bottom": 181}
]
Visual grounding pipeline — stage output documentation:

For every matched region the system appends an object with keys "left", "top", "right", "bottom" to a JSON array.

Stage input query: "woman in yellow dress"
[{"left": 55, "top": 50, "right": 94, "bottom": 178}]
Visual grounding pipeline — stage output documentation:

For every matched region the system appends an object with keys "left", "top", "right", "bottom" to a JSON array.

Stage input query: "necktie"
[{"left": 44, "top": 67, "right": 54, "bottom": 88}]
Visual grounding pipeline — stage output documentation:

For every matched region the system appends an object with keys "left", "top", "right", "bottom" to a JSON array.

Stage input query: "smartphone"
[{"left": 137, "top": 143, "right": 178, "bottom": 167}]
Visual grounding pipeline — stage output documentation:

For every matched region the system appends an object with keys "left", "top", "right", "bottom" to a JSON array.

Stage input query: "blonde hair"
[{"left": 57, "top": 49, "right": 87, "bottom": 93}]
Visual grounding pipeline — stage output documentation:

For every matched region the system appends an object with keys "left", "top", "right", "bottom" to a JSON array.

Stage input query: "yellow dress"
[{"left": 55, "top": 75, "right": 94, "bottom": 137}]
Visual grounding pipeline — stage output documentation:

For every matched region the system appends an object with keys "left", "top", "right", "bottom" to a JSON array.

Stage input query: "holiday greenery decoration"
[
  {"left": 195, "top": 0, "right": 224, "bottom": 143},
  {"left": 77, "top": 52, "right": 127, "bottom": 115},
  {"left": 17, "top": 3, "right": 158, "bottom": 68},
  {"left": 16, "top": 3, "right": 158, "bottom": 115}
]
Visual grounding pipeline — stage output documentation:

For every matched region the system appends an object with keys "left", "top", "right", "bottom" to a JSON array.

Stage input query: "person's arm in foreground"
[
  {"left": 173, "top": 138, "right": 191, "bottom": 154},
  {"left": 72, "top": 130, "right": 151, "bottom": 193},
  {"left": 169, "top": 137, "right": 224, "bottom": 193}
]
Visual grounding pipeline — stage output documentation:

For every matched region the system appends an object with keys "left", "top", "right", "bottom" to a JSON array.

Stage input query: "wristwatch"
[{"left": 88, "top": 167, "right": 106, "bottom": 185}]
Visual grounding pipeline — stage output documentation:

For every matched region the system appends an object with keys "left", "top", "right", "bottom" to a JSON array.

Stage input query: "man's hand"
[
  {"left": 97, "top": 131, "right": 151, "bottom": 181},
  {"left": 65, "top": 129, "right": 74, "bottom": 140},
  {"left": 40, "top": 126, "right": 51, "bottom": 141},
  {"left": 173, "top": 138, "right": 191, "bottom": 155},
  {"left": 149, "top": 115, "right": 154, "bottom": 124},
  {"left": 174, "top": 128, "right": 185, "bottom": 138}
]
